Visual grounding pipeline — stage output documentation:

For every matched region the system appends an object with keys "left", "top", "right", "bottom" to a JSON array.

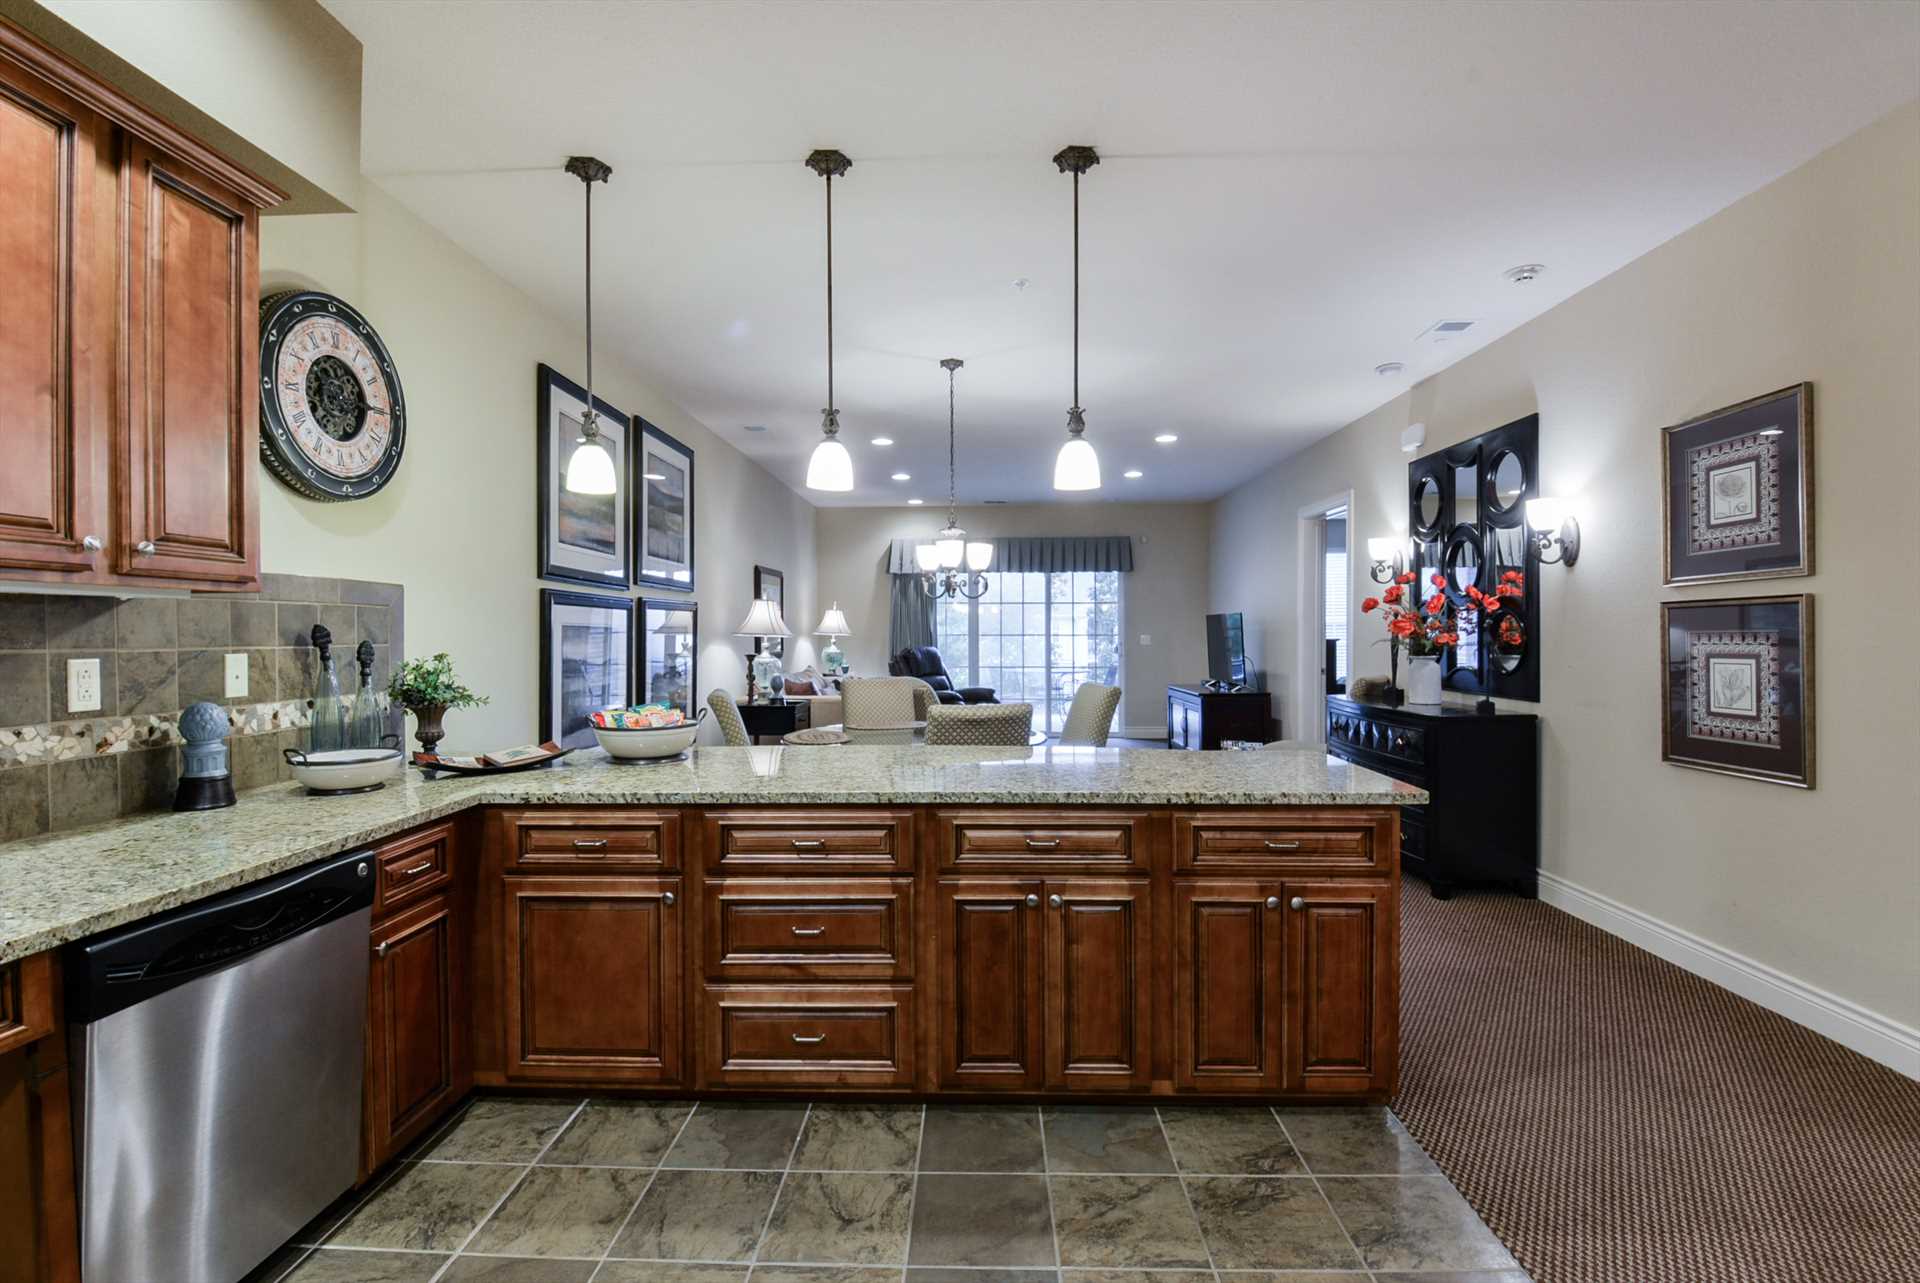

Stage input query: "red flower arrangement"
[
  {"left": 1361, "top": 571, "right": 1459, "bottom": 658},
  {"left": 1463, "top": 569, "right": 1527, "bottom": 654}
]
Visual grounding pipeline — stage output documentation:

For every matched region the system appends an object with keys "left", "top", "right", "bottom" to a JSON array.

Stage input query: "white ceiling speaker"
[
  {"left": 1374, "top": 361, "right": 1405, "bottom": 376},
  {"left": 1400, "top": 422, "right": 1427, "bottom": 454},
  {"left": 1504, "top": 263, "right": 1547, "bottom": 284}
]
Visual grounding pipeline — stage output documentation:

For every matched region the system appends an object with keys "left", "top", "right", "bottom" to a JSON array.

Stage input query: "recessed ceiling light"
[
  {"left": 1154, "top": 433, "right": 1178, "bottom": 445},
  {"left": 1504, "top": 264, "right": 1547, "bottom": 284},
  {"left": 891, "top": 472, "right": 911, "bottom": 481},
  {"left": 1375, "top": 362, "right": 1405, "bottom": 376},
  {"left": 1123, "top": 469, "right": 1144, "bottom": 480},
  {"left": 907, "top": 498, "right": 924, "bottom": 505},
  {"left": 1013, "top": 277, "right": 1030, "bottom": 291},
  {"left": 870, "top": 436, "right": 893, "bottom": 446},
  {"left": 743, "top": 424, "right": 768, "bottom": 433}
]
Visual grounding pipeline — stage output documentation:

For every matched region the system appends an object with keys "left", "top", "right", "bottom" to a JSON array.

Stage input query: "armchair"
[{"left": 887, "top": 646, "right": 997, "bottom": 704}]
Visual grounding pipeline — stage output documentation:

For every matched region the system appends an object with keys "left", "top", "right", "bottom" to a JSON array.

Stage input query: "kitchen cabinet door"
[
  {"left": 1043, "top": 879, "right": 1151, "bottom": 1091},
  {"left": 116, "top": 138, "right": 259, "bottom": 587},
  {"left": 1284, "top": 880, "right": 1395, "bottom": 1096},
  {"left": 502, "top": 876, "right": 682, "bottom": 1084},
  {"left": 932, "top": 878, "right": 1044, "bottom": 1091},
  {"left": 0, "top": 56, "right": 103, "bottom": 580},
  {"left": 1171, "top": 879, "right": 1285, "bottom": 1093},
  {"left": 364, "top": 893, "right": 467, "bottom": 1175}
]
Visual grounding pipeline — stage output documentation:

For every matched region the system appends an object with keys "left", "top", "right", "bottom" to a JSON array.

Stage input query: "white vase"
[{"left": 1405, "top": 654, "right": 1443, "bottom": 704}]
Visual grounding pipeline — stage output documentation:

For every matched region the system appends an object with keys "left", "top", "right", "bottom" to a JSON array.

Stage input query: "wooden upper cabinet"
[
  {"left": 0, "top": 56, "right": 101, "bottom": 577},
  {"left": 116, "top": 139, "right": 259, "bottom": 585}
]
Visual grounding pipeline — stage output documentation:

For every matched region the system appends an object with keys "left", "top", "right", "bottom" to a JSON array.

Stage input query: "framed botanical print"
[
  {"left": 1662, "top": 384, "right": 1812, "bottom": 586},
  {"left": 752, "top": 565, "right": 786, "bottom": 659},
  {"left": 636, "top": 420, "right": 696, "bottom": 590},
  {"left": 639, "top": 598, "right": 698, "bottom": 718},
  {"left": 539, "top": 589, "right": 633, "bottom": 750},
  {"left": 1660, "top": 594, "right": 1813, "bottom": 788},
  {"left": 537, "top": 364, "right": 631, "bottom": 587}
]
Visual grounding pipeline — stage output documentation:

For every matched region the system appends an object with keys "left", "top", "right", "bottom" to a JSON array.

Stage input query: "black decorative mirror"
[{"left": 1408, "top": 413, "right": 1540, "bottom": 701}]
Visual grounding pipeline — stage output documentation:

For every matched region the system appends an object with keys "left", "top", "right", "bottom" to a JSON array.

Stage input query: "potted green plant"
[{"left": 387, "top": 652, "right": 488, "bottom": 756}]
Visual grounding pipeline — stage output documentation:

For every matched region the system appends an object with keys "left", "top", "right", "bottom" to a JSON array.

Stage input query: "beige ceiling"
[{"left": 322, "top": 0, "right": 1918, "bottom": 505}]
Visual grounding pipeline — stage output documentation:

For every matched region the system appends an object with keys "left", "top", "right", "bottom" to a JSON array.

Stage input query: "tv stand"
[{"left": 1167, "top": 683, "right": 1274, "bottom": 749}]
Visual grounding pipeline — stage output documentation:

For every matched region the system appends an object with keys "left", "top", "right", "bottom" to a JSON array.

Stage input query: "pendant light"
[
  {"left": 1052, "top": 145, "right": 1102, "bottom": 491},
  {"left": 562, "top": 156, "right": 617, "bottom": 495},
  {"left": 915, "top": 359, "right": 992, "bottom": 600},
  {"left": 804, "top": 149, "right": 855, "bottom": 492}
]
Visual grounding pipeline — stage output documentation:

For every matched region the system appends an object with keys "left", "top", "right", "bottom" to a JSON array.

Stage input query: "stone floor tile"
[
  {"left": 1318, "top": 1176, "right": 1520, "bottom": 1273},
  {"left": 908, "top": 1173, "right": 1055, "bottom": 1267},
  {"left": 1273, "top": 1107, "right": 1438, "bottom": 1175},
  {"left": 325, "top": 1162, "right": 522, "bottom": 1251},
  {"left": 758, "top": 1171, "right": 916, "bottom": 1264},
  {"left": 1042, "top": 1108, "right": 1176, "bottom": 1175},
  {"left": 422, "top": 1098, "right": 582, "bottom": 1163},
  {"left": 1158, "top": 1107, "right": 1304, "bottom": 1175},
  {"left": 1049, "top": 1175, "right": 1209, "bottom": 1268},
  {"left": 540, "top": 1099, "right": 693, "bottom": 1167},
  {"left": 1184, "top": 1176, "right": 1360, "bottom": 1271},
  {"left": 791, "top": 1104, "right": 923, "bottom": 1171},
  {"left": 597, "top": 1266, "right": 748, "bottom": 1283},
  {"left": 609, "top": 1168, "right": 782, "bottom": 1261},
  {"left": 665, "top": 1102, "right": 811, "bottom": 1169},
  {"left": 439, "top": 1258, "right": 599, "bottom": 1282},
  {"left": 919, "top": 1106, "right": 1044, "bottom": 1173},
  {"left": 280, "top": 1249, "right": 447, "bottom": 1282},
  {"left": 464, "top": 1165, "right": 649, "bottom": 1257}
]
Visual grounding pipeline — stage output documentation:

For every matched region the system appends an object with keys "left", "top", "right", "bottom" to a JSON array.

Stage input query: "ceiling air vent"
[{"left": 1417, "top": 319, "right": 1477, "bottom": 345}]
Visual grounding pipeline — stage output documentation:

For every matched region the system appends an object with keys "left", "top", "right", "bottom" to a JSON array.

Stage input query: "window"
[{"left": 934, "top": 571, "right": 1123, "bottom": 734}]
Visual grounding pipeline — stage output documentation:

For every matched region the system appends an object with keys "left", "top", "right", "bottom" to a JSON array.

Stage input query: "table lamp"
[
  {"left": 814, "top": 602, "right": 851, "bottom": 675},
  {"left": 734, "top": 597, "right": 791, "bottom": 703}
]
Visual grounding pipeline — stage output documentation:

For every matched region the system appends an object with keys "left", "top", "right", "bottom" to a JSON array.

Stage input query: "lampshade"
[
  {"left": 564, "top": 435, "right": 617, "bottom": 495},
  {"left": 733, "top": 598, "right": 791, "bottom": 638},
  {"left": 934, "top": 537, "right": 964, "bottom": 569},
  {"left": 1053, "top": 434, "right": 1101, "bottom": 491},
  {"left": 805, "top": 436, "right": 854, "bottom": 492},
  {"left": 914, "top": 543, "right": 939, "bottom": 573},
  {"left": 815, "top": 604, "right": 851, "bottom": 637},
  {"left": 652, "top": 609, "right": 695, "bottom": 635},
  {"left": 1525, "top": 497, "right": 1567, "bottom": 532},
  {"left": 965, "top": 541, "right": 993, "bottom": 571},
  {"left": 1366, "top": 537, "right": 1400, "bottom": 563}
]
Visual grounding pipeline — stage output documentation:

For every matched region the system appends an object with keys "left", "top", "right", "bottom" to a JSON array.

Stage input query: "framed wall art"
[
  {"left": 640, "top": 598, "right": 698, "bottom": 718},
  {"left": 539, "top": 589, "right": 633, "bottom": 750},
  {"left": 752, "top": 564, "right": 785, "bottom": 659},
  {"left": 537, "top": 364, "right": 631, "bottom": 587},
  {"left": 1662, "top": 383, "right": 1812, "bottom": 586},
  {"left": 1660, "top": 594, "right": 1813, "bottom": 788},
  {"left": 636, "top": 419, "right": 696, "bottom": 590}
]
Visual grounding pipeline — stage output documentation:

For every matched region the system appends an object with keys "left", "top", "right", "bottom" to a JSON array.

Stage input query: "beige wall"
[
  {"left": 259, "top": 183, "right": 819, "bottom": 750},
  {"left": 1211, "top": 103, "right": 1920, "bottom": 1040},
  {"left": 815, "top": 503, "right": 1212, "bottom": 733}
]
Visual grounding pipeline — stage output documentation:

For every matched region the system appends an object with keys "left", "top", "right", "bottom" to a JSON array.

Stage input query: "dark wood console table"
[{"left": 1166, "top": 683, "right": 1275, "bottom": 749}]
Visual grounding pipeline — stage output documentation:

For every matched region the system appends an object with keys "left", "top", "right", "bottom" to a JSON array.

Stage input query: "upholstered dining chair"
[
  {"left": 1057, "top": 682, "right": 1123, "bottom": 747},
  {"left": 924, "top": 702, "right": 1034, "bottom": 746},
  {"left": 708, "top": 689, "right": 751, "bottom": 746},
  {"left": 840, "top": 676, "right": 927, "bottom": 728}
]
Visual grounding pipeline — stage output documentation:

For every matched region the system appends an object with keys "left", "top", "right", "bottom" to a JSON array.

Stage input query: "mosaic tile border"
[{"left": 0, "top": 697, "right": 394, "bottom": 771}]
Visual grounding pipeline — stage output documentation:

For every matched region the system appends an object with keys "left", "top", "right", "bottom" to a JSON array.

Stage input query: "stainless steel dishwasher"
[{"left": 68, "top": 847, "right": 375, "bottom": 1283}]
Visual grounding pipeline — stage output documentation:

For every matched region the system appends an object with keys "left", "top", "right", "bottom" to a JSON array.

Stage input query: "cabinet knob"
[
  {"left": 1048, "top": 893, "right": 1064, "bottom": 908},
  {"left": 1265, "top": 896, "right": 1280, "bottom": 910},
  {"left": 1290, "top": 896, "right": 1305, "bottom": 910},
  {"left": 1024, "top": 893, "right": 1039, "bottom": 907},
  {"left": 134, "top": 540, "right": 157, "bottom": 557},
  {"left": 374, "top": 940, "right": 390, "bottom": 957},
  {"left": 661, "top": 891, "right": 676, "bottom": 906},
  {"left": 81, "top": 535, "right": 103, "bottom": 553}
]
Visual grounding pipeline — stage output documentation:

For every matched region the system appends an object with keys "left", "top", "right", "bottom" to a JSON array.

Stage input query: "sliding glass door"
[{"left": 934, "top": 571, "right": 1122, "bottom": 733}]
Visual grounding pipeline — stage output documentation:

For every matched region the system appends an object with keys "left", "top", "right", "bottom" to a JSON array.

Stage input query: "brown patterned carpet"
[{"left": 1393, "top": 878, "right": 1920, "bottom": 1283}]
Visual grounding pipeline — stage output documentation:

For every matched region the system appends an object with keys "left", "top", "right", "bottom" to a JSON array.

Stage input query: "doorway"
[{"left": 1294, "top": 491, "right": 1355, "bottom": 745}]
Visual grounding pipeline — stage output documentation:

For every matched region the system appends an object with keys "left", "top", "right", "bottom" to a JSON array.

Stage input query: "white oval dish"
[
  {"left": 592, "top": 708, "right": 706, "bottom": 760},
  {"left": 283, "top": 746, "right": 404, "bottom": 793}
]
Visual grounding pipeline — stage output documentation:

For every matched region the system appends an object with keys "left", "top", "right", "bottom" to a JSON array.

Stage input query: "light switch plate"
[
  {"left": 66, "top": 657, "right": 101, "bottom": 712},
  {"left": 1139, "top": 633, "right": 1152, "bottom": 646},
  {"left": 224, "top": 652, "right": 248, "bottom": 698}
]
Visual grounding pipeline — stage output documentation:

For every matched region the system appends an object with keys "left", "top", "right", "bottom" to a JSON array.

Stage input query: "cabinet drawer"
[
  {"left": 936, "top": 810, "right": 1151, "bottom": 872},
  {"left": 1173, "top": 812, "right": 1390, "bottom": 874},
  {"left": 510, "top": 810, "right": 678, "bottom": 871},
  {"left": 0, "top": 953, "right": 55, "bottom": 1057},
  {"left": 374, "top": 821, "right": 455, "bottom": 918},
  {"left": 706, "top": 879, "right": 913, "bottom": 979},
  {"left": 704, "top": 810, "right": 912, "bottom": 873},
  {"left": 701, "top": 986, "right": 914, "bottom": 1088}
]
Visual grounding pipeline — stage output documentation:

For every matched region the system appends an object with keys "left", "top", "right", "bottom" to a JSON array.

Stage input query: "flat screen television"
[{"left": 1205, "top": 612, "right": 1249, "bottom": 687}]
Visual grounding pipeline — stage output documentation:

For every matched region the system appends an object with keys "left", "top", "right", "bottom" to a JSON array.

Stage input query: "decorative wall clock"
[{"left": 258, "top": 290, "right": 407, "bottom": 501}]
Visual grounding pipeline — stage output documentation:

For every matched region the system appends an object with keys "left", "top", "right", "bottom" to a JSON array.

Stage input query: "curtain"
[
  {"left": 885, "top": 535, "right": 1134, "bottom": 575},
  {"left": 888, "top": 573, "right": 935, "bottom": 656}
]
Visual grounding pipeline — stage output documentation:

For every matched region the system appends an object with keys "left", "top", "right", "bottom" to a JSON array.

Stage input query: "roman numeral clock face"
[{"left": 258, "top": 291, "right": 407, "bottom": 501}]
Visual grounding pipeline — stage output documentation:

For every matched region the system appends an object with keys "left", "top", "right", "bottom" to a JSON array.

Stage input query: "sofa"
[{"left": 887, "top": 646, "right": 997, "bottom": 704}]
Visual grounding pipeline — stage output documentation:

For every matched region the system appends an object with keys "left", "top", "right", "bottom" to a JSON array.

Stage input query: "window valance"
[{"left": 887, "top": 535, "right": 1135, "bottom": 575}]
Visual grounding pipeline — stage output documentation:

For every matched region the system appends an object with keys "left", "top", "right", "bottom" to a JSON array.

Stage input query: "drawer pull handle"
[
  {"left": 791, "top": 1033, "right": 826, "bottom": 1045},
  {"left": 1263, "top": 840, "right": 1302, "bottom": 850},
  {"left": 398, "top": 859, "right": 435, "bottom": 877},
  {"left": 790, "top": 926, "right": 825, "bottom": 937},
  {"left": 789, "top": 838, "right": 827, "bottom": 849},
  {"left": 572, "top": 838, "right": 609, "bottom": 849},
  {"left": 1025, "top": 838, "right": 1061, "bottom": 849}
]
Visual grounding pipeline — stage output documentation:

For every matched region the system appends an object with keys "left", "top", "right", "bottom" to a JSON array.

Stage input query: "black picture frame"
[
  {"left": 752, "top": 564, "right": 785, "bottom": 659},
  {"left": 1660, "top": 593, "right": 1813, "bottom": 788},
  {"left": 538, "top": 589, "right": 634, "bottom": 750},
  {"left": 635, "top": 419, "right": 696, "bottom": 591},
  {"left": 1662, "top": 383, "right": 1812, "bottom": 586},
  {"left": 639, "top": 598, "right": 699, "bottom": 718},
  {"left": 536, "top": 364, "right": 632, "bottom": 587}
]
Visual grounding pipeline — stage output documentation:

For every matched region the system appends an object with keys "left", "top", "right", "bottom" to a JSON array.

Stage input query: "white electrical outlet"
[
  {"left": 1139, "top": 633, "right": 1152, "bottom": 646},
  {"left": 66, "top": 657, "right": 101, "bottom": 712},
  {"left": 224, "top": 652, "right": 249, "bottom": 698}
]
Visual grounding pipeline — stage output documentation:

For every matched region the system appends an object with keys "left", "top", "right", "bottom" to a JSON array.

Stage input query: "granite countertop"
[{"left": 0, "top": 744, "right": 1424, "bottom": 965}]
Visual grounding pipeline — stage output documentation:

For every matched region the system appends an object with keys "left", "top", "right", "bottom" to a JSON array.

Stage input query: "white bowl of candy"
[{"left": 590, "top": 705, "right": 704, "bottom": 759}]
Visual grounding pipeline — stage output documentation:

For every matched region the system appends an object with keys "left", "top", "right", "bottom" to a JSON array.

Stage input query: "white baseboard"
[
  {"left": 1118, "top": 725, "right": 1169, "bottom": 742},
  {"left": 1537, "top": 870, "right": 1920, "bottom": 1079}
]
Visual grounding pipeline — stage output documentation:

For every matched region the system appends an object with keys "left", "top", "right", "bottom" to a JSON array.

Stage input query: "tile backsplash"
[{"left": 0, "top": 574, "right": 404, "bottom": 842}]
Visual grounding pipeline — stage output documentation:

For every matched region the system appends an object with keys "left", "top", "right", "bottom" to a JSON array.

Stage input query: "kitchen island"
[{"left": 0, "top": 744, "right": 1423, "bottom": 1179}]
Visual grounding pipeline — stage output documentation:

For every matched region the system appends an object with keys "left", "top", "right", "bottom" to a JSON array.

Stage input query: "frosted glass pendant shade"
[
  {"left": 914, "top": 543, "right": 939, "bottom": 572},
  {"left": 965, "top": 541, "right": 993, "bottom": 571},
  {"left": 934, "top": 538, "right": 964, "bottom": 569},
  {"left": 564, "top": 435, "right": 617, "bottom": 495},
  {"left": 806, "top": 436, "right": 854, "bottom": 492},
  {"left": 1053, "top": 435, "right": 1101, "bottom": 491}
]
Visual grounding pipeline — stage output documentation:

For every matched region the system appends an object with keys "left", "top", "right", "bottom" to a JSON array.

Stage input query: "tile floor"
[{"left": 254, "top": 1098, "right": 1529, "bottom": 1283}]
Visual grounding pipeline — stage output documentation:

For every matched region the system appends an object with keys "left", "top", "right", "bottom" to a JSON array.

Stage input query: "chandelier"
[{"left": 916, "top": 358, "right": 992, "bottom": 599}]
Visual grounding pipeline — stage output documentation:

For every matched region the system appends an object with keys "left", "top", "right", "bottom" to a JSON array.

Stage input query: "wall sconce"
[
  {"left": 1525, "top": 497, "right": 1581, "bottom": 566},
  {"left": 1366, "top": 537, "right": 1405, "bottom": 584}
]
